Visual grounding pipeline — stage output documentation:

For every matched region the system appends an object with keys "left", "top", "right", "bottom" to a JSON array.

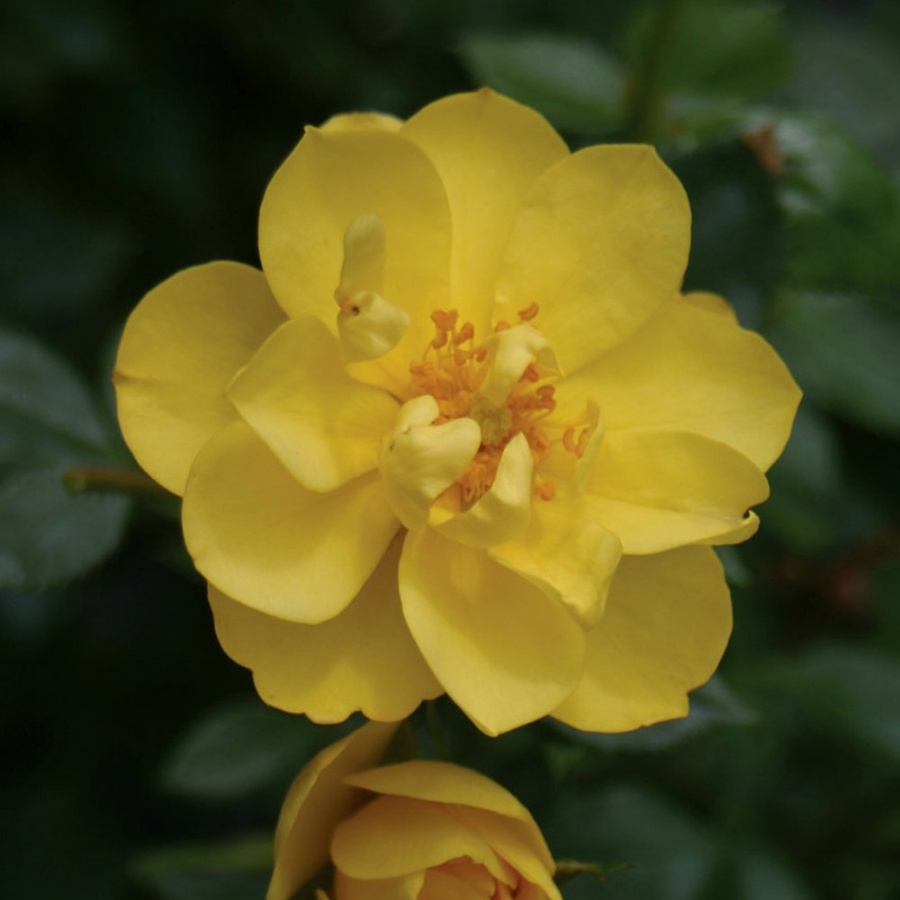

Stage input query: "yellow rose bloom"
[
  {"left": 114, "top": 89, "right": 800, "bottom": 736},
  {"left": 267, "top": 721, "right": 561, "bottom": 900}
]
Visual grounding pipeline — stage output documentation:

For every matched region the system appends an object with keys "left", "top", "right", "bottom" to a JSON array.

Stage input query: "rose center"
[{"left": 406, "top": 306, "right": 559, "bottom": 505}]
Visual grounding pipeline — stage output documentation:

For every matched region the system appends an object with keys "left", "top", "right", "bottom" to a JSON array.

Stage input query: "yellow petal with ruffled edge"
[
  {"left": 584, "top": 430, "right": 770, "bottom": 554},
  {"left": 552, "top": 546, "right": 732, "bottom": 732},
  {"left": 209, "top": 537, "right": 441, "bottom": 722},
  {"left": 258, "top": 127, "right": 451, "bottom": 385},
  {"left": 431, "top": 433, "right": 533, "bottom": 548},
  {"left": 266, "top": 721, "right": 398, "bottom": 900},
  {"left": 489, "top": 496, "right": 622, "bottom": 627},
  {"left": 333, "top": 796, "right": 506, "bottom": 881},
  {"left": 557, "top": 296, "right": 801, "bottom": 471},
  {"left": 183, "top": 421, "right": 398, "bottom": 623},
  {"left": 399, "top": 529, "right": 585, "bottom": 735},
  {"left": 495, "top": 145, "right": 690, "bottom": 375},
  {"left": 227, "top": 316, "right": 398, "bottom": 493},
  {"left": 113, "top": 262, "right": 285, "bottom": 495},
  {"left": 379, "top": 396, "right": 481, "bottom": 530},
  {"left": 402, "top": 90, "right": 569, "bottom": 332}
]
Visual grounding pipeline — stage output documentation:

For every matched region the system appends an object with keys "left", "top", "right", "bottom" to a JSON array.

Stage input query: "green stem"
[
  {"left": 624, "top": 0, "right": 685, "bottom": 140},
  {"left": 63, "top": 465, "right": 163, "bottom": 495}
]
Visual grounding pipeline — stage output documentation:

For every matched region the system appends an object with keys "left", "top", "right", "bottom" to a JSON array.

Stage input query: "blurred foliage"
[{"left": 2, "top": 0, "right": 899, "bottom": 898}]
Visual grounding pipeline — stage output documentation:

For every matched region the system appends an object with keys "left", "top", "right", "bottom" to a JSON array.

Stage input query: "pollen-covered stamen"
[{"left": 406, "top": 305, "right": 568, "bottom": 507}]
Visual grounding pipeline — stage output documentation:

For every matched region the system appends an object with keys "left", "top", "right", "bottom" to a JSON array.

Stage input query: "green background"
[{"left": 2, "top": 0, "right": 899, "bottom": 897}]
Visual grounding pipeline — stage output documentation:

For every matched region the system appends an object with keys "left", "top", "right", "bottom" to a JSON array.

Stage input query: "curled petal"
[
  {"left": 380, "top": 396, "right": 481, "bottom": 530},
  {"left": 431, "top": 433, "right": 533, "bottom": 548},
  {"left": 227, "top": 316, "right": 398, "bottom": 492},
  {"left": 480, "top": 324, "right": 560, "bottom": 405},
  {"left": 183, "top": 421, "right": 398, "bottom": 622},
  {"left": 584, "top": 430, "right": 770, "bottom": 553}
]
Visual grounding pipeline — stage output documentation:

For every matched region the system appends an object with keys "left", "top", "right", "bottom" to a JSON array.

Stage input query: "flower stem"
[
  {"left": 624, "top": 0, "right": 685, "bottom": 140},
  {"left": 63, "top": 465, "right": 163, "bottom": 495}
]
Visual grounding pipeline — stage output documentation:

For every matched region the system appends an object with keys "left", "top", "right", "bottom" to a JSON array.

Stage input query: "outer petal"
[
  {"left": 584, "top": 430, "right": 770, "bottom": 553},
  {"left": 402, "top": 90, "right": 569, "bottom": 331},
  {"left": 258, "top": 126, "right": 451, "bottom": 373},
  {"left": 183, "top": 421, "right": 398, "bottom": 622},
  {"left": 227, "top": 316, "right": 398, "bottom": 492},
  {"left": 399, "top": 529, "right": 585, "bottom": 735},
  {"left": 344, "top": 761, "right": 533, "bottom": 823},
  {"left": 552, "top": 546, "right": 732, "bottom": 732},
  {"left": 558, "top": 296, "right": 802, "bottom": 470},
  {"left": 495, "top": 145, "right": 690, "bottom": 374},
  {"left": 209, "top": 537, "right": 442, "bottom": 722},
  {"left": 332, "top": 796, "right": 504, "bottom": 880},
  {"left": 489, "top": 496, "right": 623, "bottom": 627},
  {"left": 267, "top": 721, "right": 398, "bottom": 900},
  {"left": 113, "top": 262, "right": 285, "bottom": 495}
]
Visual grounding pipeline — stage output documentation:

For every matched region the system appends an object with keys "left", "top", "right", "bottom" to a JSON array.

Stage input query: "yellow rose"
[
  {"left": 114, "top": 90, "right": 800, "bottom": 735},
  {"left": 267, "top": 721, "right": 561, "bottom": 900}
]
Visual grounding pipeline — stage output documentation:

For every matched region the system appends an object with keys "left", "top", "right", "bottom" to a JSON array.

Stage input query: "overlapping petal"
[
  {"left": 267, "top": 721, "right": 398, "bottom": 900},
  {"left": 495, "top": 145, "right": 691, "bottom": 374},
  {"left": 209, "top": 537, "right": 441, "bottom": 723},
  {"left": 398, "top": 529, "right": 585, "bottom": 735},
  {"left": 402, "top": 90, "right": 569, "bottom": 331},
  {"left": 113, "top": 262, "right": 285, "bottom": 495},
  {"left": 552, "top": 546, "right": 732, "bottom": 732},
  {"left": 584, "top": 430, "right": 770, "bottom": 553},
  {"left": 183, "top": 421, "right": 398, "bottom": 622},
  {"left": 489, "top": 496, "right": 623, "bottom": 626},
  {"left": 227, "top": 316, "right": 399, "bottom": 492},
  {"left": 258, "top": 125, "right": 452, "bottom": 377},
  {"left": 558, "top": 295, "right": 801, "bottom": 470}
]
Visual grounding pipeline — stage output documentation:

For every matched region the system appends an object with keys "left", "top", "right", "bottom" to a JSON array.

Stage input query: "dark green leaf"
[
  {"left": 622, "top": 0, "right": 791, "bottom": 99},
  {"left": 549, "top": 785, "right": 715, "bottom": 900},
  {"left": 0, "top": 326, "right": 130, "bottom": 590},
  {"left": 773, "top": 115, "right": 900, "bottom": 292},
  {"left": 788, "top": 19, "right": 900, "bottom": 175},
  {"left": 763, "top": 402, "right": 842, "bottom": 552},
  {"left": 458, "top": 33, "right": 624, "bottom": 132},
  {"left": 768, "top": 291, "right": 900, "bottom": 436},
  {"left": 160, "top": 697, "right": 331, "bottom": 802},
  {"left": 764, "top": 644, "right": 900, "bottom": 768},
  {"left": 129, "top": 834, "right": 272, "bottom": 900}
]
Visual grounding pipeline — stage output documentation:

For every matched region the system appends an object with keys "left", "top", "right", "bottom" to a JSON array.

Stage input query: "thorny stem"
[{"left": 624, "top": 0, "right": 686, "bottom": 140}]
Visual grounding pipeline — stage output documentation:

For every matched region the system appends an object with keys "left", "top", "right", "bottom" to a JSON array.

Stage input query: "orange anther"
[
  {"left": 454, "top": 321, "right": 475, "bottom": 344},
  {"left": 431, "top": 330, "right": 449, "bottom": 349},
  {"left": 431, "top": 308, "right": 458, "bottom": 331},
  {"left": 563, "top": 427, "right": 577, "bottom": 454},
  {"left": 535, "top": 480, "right": 556, "bottom": 501},
  {"left": 493, "top": 320, "right": 511, "bottom": 332},
  {"left": 517, "top": 302, "right": 539, "bottom": 321}
]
